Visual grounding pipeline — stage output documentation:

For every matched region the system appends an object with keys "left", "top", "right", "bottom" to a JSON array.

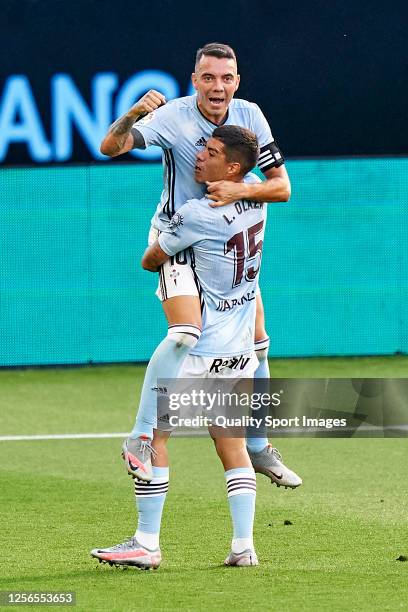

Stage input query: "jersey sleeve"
[
  {"left": 244, "top": 172, "right": 262, "bottom": 185},
  {"left": 251, "top": 104, "right": 285, "bottom": 172},
  {"left": 131, "top": 102, "right": 178, "bottom": 149},
  {"left": 158, "top": 200, "right": 204, "bottom": 255}
]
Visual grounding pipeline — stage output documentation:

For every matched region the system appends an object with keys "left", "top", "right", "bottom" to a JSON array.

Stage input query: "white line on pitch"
[
  {"left": 0, "top": 431, "right": 206, "bottom": 441},
  {"left": 0, "top": 433, "right": 129, "bottom": 441}
]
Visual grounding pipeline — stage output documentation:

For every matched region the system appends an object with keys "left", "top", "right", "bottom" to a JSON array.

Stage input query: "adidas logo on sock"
[{"left": 195, "top": 136, "right": 207, "bottom": 147}]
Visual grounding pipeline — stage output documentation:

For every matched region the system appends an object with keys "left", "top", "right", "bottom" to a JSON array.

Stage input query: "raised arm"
[{"left": 100, "top": 90, "right": 166, "bottom": 157}]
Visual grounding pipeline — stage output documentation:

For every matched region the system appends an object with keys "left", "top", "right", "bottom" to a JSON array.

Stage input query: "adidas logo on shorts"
[{"left": 158, "top": 413, "right": 170, "bottom": 423}]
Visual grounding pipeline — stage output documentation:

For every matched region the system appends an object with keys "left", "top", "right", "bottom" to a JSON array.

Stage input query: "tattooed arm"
[
  {"left": 100, "top": 89, "right": 166, "bottom": 157},
  {"left": 141, "top": 240, "right": 169, "bottom": 272}
]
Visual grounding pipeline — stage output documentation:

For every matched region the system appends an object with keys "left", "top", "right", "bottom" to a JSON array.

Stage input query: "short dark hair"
[
  {"left": 212, "top": 125, "right": 259, "bottom": 175},
  {"left": 195, "top": 42, "right": 237, "bottom": 68}
]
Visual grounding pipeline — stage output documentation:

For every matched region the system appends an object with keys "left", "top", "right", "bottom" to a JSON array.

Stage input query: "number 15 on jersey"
[{"left": 224, "top": 220, "right": 264, "bottom": 289}]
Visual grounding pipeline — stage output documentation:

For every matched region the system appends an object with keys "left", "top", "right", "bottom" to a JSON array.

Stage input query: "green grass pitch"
[{"left": 1, "top": 357, "right": 407, "bottom": 611}]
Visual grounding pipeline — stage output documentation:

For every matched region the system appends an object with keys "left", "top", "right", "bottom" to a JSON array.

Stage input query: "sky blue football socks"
[
  {"left": 225, "top": 467, "right": 256, "bottom": 554},
  {"left": 135, "top": 466, "right": 169, "bottom": 550}
]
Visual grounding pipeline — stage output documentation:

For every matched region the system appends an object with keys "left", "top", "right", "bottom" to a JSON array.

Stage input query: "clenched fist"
[{"left": 129, "top": 89, "right": 167, "bottom": 119}]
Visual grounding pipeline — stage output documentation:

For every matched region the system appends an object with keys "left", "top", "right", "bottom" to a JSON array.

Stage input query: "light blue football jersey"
[
  {"left": 158, "top": 174, "right": 267, "bottom": 357},
  {"left": 134, "top": 94, "right": 281, "bottom": 232}
]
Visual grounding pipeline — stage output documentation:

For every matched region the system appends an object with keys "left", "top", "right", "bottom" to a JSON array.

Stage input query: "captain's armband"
[{"left": 257, "top": 141, "right": 284, "bottom": 172}]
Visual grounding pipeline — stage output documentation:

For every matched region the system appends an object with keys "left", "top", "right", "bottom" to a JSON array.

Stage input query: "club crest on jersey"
[
  {"left": 168, "top": 212, "right": 184, "bottom": 231},
  {"left": 195, "top": 136, "right": 207, "bottom": 147}
]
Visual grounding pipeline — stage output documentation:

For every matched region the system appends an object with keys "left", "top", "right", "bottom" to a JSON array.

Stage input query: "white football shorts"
[
  {"left": 156, "top": 351, "right": 259, "bottom": 432},
  {"left": 179, "top": 351, "right": 259, "bottom": 379},
  {"left": 148, "top": 226, "right": 199, "bottom": 302}
]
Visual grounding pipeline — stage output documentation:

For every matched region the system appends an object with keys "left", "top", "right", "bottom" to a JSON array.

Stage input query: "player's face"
[
  {"left": 195, "top": 137, "right": 234, "bottom": 183},
  {"left": 192, "top": 55, "right": 240, "bottom": 124}
]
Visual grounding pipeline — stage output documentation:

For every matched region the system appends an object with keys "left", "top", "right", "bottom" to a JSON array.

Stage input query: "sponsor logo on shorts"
[{"left": 209, "top": 354, "right": 252, "bottom": 374}]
